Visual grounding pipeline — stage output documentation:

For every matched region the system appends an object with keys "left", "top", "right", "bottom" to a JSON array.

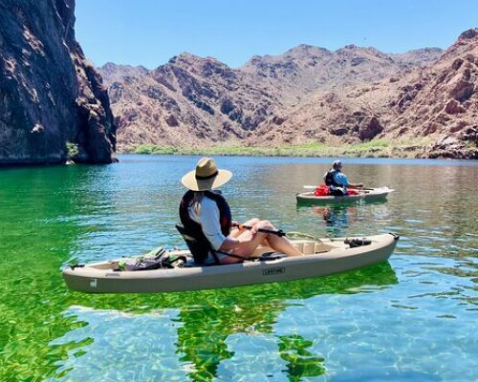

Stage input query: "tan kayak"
[
  {"left": 296, "top": 187, "right": 394, "bottom": 205},
  {"left": 62, "top": 233, "right": 399, "bottom": 294}
]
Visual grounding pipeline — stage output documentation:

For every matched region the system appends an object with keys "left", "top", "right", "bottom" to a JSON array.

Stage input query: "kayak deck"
[
  {"left": 296, "top": 187, "right": 394, "bottom": 205},
  {"left": 63, "top": 233, "right": 399, "bottom": 294}
]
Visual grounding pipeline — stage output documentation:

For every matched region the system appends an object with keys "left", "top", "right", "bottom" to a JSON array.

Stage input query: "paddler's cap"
[
  {"left": 332, "top": 160, "right": 343, "bottom": 169},
  {"left": 181, "top": 157, "right": 232, "bottom": 191}
]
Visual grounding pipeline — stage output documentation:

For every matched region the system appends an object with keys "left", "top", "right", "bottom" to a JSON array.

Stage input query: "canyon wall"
[{"left": 0, "top": 0, "right": 116, "bottom": 165}]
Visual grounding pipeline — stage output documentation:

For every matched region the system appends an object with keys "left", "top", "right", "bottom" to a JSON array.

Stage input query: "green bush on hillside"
[{"left": 66, "top": 142, "right": 79, "bottom": 160}]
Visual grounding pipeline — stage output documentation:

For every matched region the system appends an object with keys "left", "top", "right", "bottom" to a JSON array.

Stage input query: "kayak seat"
[
  {"left": 176, "top": 224, "right": 249, "bottom": 266},
  {"left": 176, "top": 223, "right": 214, "bottom": 264}
]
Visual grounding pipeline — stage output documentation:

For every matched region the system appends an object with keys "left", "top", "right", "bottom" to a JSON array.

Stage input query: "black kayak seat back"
[
  {"left": 176, "top": 224, "right": 196, "bottom": 244},
  {"left": 176, "top": 224, "right": 214, "bottom": 264}
]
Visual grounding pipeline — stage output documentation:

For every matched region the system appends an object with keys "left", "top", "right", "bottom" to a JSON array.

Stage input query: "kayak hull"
[
  {"left": 296, "top": 187, "right": 394, "bottom": 205},
  {"left": 62, "top": 233, "right": 399, "bottom": 294}
]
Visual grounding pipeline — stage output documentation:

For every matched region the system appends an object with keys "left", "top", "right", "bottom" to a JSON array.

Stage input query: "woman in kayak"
[
  {"left": 179, "top": 157, "right": 302, "bottom": 264},
  {"left": 324, "top": 159, "right": 363, "bottom": 196}
]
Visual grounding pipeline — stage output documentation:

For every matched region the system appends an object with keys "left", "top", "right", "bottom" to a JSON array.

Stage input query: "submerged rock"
[{"left": 0, "top": 0, "right": 116, "bottom": 165}]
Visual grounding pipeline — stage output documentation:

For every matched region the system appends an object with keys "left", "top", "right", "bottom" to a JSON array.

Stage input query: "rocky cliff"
[
  {"left": 388, "top": 28, "right": 478, "bottom": 159},
  {"left": 0, "top": 0, "right": 116, "bottom": 165}
]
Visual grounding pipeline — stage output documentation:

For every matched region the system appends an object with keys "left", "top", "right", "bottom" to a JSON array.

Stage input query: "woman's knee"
[
  {"left": 245, "top": 218, "right": 260, "bottom": 226},
  {"left": 258, "top": 220, "right": 275, "bottom": 230}
]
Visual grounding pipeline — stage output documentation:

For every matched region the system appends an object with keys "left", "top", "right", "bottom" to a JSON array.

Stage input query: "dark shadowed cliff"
[{"left": 0, "top": 0, "right": 116, "bottom": 165}]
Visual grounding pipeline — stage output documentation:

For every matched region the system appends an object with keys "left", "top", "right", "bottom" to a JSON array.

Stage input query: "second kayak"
[{"left": 296, "top": 187, "right": 394, "bottom": 205}]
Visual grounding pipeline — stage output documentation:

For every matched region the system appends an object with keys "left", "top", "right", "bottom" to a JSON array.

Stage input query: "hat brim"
[{"left": 181, "top": 169, "right": 232, "bottom": 191}]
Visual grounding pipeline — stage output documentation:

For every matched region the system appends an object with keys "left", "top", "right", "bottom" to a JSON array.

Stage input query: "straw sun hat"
[{"left": 181, "top": 157, "right": 232, "bottom": 191}]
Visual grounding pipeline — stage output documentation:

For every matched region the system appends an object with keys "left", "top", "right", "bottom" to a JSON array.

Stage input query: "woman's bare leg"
[
  {"left": 219, "top": 218, "right": 265, "bottom": 264},
  {"left": 256, "top": 220, "right": 302, "bottom": 257},
  {"left": 219, "top": 219, "right": 302, "bottom": 264},
  {"left": 219, "top": 230, "right": 269, "bottom": 264}
]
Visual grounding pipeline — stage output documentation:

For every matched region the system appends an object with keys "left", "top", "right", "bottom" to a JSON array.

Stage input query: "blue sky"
[{"left": 76, "top": 0, "right": 478, "bottom": 69}]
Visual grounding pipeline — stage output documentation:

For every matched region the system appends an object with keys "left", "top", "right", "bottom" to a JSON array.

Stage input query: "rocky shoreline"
[{"left": 128, "top": 138, "right": 478, "bottom": 160}]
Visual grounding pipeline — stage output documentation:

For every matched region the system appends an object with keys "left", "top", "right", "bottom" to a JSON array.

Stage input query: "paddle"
[
  {"left": 232, "top": 223, "right": 287, "bottom": 237},
  {"left": 303, "top": 185, "right": 374, "bottom": 191}
]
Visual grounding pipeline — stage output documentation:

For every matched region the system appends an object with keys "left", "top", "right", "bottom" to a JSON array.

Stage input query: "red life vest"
[
  {"left": 179, "top": 190, "right": 232, "bottom": 264},
  {"left": 314, "top": 185, "right": 330, "bottom": 196}
]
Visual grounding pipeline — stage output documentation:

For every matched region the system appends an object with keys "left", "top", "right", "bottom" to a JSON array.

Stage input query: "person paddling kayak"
[
  {"left": 178, "top": 157, "right": 302, "bottom": 265},
  {"left": 324, "top": 160, "right": 363, "bottom": 196}
]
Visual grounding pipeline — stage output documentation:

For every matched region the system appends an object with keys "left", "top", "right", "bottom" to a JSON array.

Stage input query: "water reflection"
[
  {"left": 296, "top": 202, "right": 392, "bottom": 237},
  {"left": 51, "top": 264, "right": 397, "bottom": 381}
]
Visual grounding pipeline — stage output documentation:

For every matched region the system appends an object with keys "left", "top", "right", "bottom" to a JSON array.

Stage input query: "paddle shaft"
[
  {"left": 303, "top": 185, "right": 374, "bottom": 191},
  {"left": 232, "top": 223, "right": 287, "bottom": 237}
]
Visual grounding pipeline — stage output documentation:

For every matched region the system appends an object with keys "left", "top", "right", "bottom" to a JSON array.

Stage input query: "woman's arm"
[
  {"left": 198, "top": 198, "right": 258, "bottom": 251},
  {"left": 336, "top": 173, "right": 362, "bottom": 188}
]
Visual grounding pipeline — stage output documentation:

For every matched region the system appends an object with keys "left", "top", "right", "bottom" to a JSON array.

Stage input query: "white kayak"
[
  {"left": 62, "top": 233, "right": 399, "bottom": 294},
  {"left": 296, "top": 187, "right": 394, "bottom": 205}
]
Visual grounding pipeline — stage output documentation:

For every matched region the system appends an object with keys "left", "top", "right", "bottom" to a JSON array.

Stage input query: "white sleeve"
[{"left": 197, "top": 197, "right": 227, "bottom": 250}]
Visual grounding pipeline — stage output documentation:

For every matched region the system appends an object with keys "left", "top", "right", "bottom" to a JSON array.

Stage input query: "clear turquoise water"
[{"left": 0, "top": 155, "right": 477, "bottom": 381}]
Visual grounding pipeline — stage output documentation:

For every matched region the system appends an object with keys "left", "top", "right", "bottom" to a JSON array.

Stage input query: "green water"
[{"left": 0, "top": 155, "right": 477, "bottom": 381}]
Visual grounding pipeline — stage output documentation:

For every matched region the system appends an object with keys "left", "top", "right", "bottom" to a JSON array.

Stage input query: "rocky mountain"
[
  {"left": 255, "top": 29, "right": 478, "bottom": 159},
  {"left": 100, "top": 44, "right": 443, "bottom": 153},
  {"left": 99, "top": 53, "right": 283, "bottom": 150},
  {"left": 0, "top": 0, "right": 116, "bottom": 165}
]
